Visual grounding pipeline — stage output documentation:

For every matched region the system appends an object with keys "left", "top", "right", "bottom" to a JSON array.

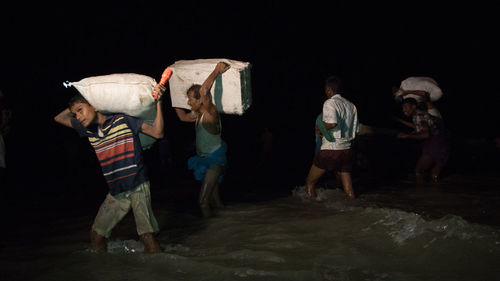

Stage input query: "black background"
[{"left": 1, "top": 2, "right": 499, "bottom": 196}]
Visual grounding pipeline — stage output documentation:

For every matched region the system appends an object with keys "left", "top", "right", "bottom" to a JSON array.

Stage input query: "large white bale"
[
  {"left": 168, "top": 59, "right": 252, "bottom": 115},
  {"left": 64, "top": 73, "right": 159, "bottom": 149},
  {"left": 394, "top": 77, "right": 443, "bottom": 102},
  {"left": 66, "top": 73, "right": 158, "bottom": 120}
]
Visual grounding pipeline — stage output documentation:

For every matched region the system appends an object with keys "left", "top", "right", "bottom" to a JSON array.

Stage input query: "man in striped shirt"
[
  {"left": 54, "top": 83, "right": 166, "bottom": 253},
  {"left": 397, "top": 98, "right": 450, "bottom": 183}
]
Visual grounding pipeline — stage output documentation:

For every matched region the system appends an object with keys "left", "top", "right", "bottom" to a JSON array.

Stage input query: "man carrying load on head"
[
  {"left": 396, "top": 97, "right": 450, "bottom": 183},
  {"left": 54, "top": 83, "right": 166, "bottom": 253},
  {"left": 174, "top": 62, "right": 230, "bottom": 218}
]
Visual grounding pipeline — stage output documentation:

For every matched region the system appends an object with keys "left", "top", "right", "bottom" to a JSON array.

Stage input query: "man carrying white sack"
[
  {"left": 54, "top": 83, "right": 166, "bottom": 253},
  {"left": 174, "top": 62, "right": 230, "bottom": 218}
]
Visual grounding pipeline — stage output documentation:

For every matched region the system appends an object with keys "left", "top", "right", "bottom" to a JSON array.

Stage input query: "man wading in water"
[
  {"left": 305, "top": 75, "right": 359, "bottom": 200},
  {"left": 54, "top": 84, "right": 166, "bottom": 253},
  {"left": 174, "top": 62, "right": 230, "bottom": 217}
]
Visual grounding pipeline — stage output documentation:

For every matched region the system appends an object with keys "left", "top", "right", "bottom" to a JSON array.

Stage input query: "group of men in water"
[
  {"left": 55, "top": 62, "right": 230, "bottom": 252},
  {"left": 54, "top": 62, "right": 450, "bottom": 253},
  {"left": 306, "top": 76, "right": 450, "bottom": 199}
]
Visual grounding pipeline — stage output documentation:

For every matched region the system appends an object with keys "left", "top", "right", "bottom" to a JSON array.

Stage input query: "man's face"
[
  {"left": 324, "top": 86, "right": 334, "bottom": 98},
  {"left": 70, "top": 102, "right": 97, "bottom": 128},
  {"left": 402, "top": 103, "right": 416, "bottom": 117},
  {"left": 187, "top": 90, "right": 202, "bottom": 112}
]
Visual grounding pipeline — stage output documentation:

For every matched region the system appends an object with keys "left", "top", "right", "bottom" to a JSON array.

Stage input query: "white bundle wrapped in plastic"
[
  {"left": 394, "top": 77, "right": 443, "bottom": 102},
  {"left": 63, "top": 73, "right": 158, "bottom": 149},
  {"left": 168, "top": 59, "right": 252, "bottom": 115}
]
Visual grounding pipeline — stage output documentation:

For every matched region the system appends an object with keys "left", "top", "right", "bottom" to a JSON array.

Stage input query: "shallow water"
[{"left": 2, "top": 175, "right": 500, "bottom": 281}]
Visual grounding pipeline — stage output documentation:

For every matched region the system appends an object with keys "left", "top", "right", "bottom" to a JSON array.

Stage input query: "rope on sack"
[{"left": 63, "top": 81, "right": 72, "bottom": 88}]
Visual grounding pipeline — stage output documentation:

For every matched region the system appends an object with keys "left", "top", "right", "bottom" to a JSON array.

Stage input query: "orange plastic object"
[
  {"left": 160, "top": 68, "right": 173, "bottom": 85},
  {"left": 153, "top": 68, "right": 173, "bottom": 99}
]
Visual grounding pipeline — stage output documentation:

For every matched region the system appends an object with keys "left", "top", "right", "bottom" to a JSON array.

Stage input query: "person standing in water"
[
  {"left": 396, "top": 98, "right": 450, "bottom": 183},
  {"left": 54, "top": 84, "right": 166, "bottom": 253},
  {"left": 305, "top": 76, "right": 359, "bottom": 199},
  {"left": 174, "top": 62, "right": 230, "bottom": 217},
  {"left": 394, "top": 89, "right": 444, "bottom": 129}
]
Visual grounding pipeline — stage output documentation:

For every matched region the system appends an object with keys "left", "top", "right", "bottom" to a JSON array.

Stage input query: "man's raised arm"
[
  {"left": 54, "top": 108, "right": 74, "bottom": 128},
  {"left": 141, "top": 84, "right": 166, "bottom": 138},
  {"left": 199, "top": 62, "right": 231, "bottom": 97}
]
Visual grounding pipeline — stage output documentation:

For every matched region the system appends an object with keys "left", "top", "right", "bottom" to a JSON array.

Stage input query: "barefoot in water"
[
  {"left": 90, "top": 230, "right": 107, "bottom": 253},
  {"left": 140, "top": 233, "right": 162, "bottom": 253},
  {"left": 306, "top": 186, "right": 317, "bottom": 199}
]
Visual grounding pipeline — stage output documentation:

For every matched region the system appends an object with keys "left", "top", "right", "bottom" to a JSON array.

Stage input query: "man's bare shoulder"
[
  {"left": 203, "top": 105, "right": 220, "bottom": 122},
  {"left": 201, "top": 107, "right": 221, "bottom": 134}
]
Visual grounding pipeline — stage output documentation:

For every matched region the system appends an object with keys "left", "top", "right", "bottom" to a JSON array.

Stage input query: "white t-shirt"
[
  {"left": 427, "top": 108, "right": 442, "bottom": 119},
  {"left": 321, "top": 95, "right": 359, "bottom": 150}
]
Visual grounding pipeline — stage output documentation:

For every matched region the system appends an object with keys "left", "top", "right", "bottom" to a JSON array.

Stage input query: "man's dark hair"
[
  {"left": 401, "top": 97, "right": 418, "bottom": 106},
  {"left": 187, "top": 84, "right": 202, "bottom": 99},
  {"left": 68, "top": 94, "right": 90, "bottom": 109},
  {"left": 325, "top": 75, "right": 342, "bottom": 94}
]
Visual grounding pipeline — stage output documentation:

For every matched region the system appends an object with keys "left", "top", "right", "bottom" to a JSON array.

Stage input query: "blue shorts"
[{"left": 188, "top": 141, "right": 227, "bottom": 182}]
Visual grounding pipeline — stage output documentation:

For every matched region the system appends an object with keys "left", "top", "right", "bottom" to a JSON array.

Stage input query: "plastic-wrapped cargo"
[
  {"left": 63, "top": 73, "right": 158, "bottom": 149},
  {"left": 168, "top": 59, "right": 252, "bottom": 115},
  {"left": 393, "top": 77, "right": 443, "bottom": 102}
]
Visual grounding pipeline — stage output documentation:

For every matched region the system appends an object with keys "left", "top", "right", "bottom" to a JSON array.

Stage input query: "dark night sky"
[{"left": 1, "top": 2, "right": 499, "bottom": 188}]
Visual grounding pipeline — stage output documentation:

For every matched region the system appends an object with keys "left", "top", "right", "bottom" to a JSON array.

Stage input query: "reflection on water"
[{"left": 2, "top": 179, "right": 500, "bottom": 281}]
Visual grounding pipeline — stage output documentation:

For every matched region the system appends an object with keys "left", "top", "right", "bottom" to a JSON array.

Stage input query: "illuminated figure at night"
[
  {"left": 174, "top": 62, "right": 230, "bottom": 217},
  {"left": 396, "top": 97, "right": 450, "bottom": 183},
  {"left": 54, "top": 84, "right": 166, "bottom": 253},
  {"left": 305, "top": 76, "right": 359, "bottom": 200}
]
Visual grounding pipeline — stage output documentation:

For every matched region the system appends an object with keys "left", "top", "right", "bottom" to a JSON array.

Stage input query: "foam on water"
[
  {"left": 5, "top": 185, "right": 500, "bottom": 281},
  {"left": 107, "top": 239, "right": 145, "bottom": 253},
  {"left": 293, "top": 185, "right": 500, "bottom": 246}
]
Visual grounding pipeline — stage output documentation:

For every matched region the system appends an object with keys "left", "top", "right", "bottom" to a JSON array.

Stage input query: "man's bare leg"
[
  {"left": 415, "top": 154, "right": 433, "bottom": 184},
  {"left": 140, "top": 232, "right": 162, "bottom": 253},
  {"left": 305, "top": 164, "right": 326, "bottom": 198},
  {"left": 431, "top": 163, "right": 443, "bottom": 183},
  {"left": 338, "top": 171, "right": 355, "bottom": 199},
  {"left": 199, "top": 166, "right": 221, "bottom": 217},
  {"left": 210, "top": 182, "right": 224, "bottom": 209},
  {"left": 90, "top": 229, "right": 107, "bottom": 252}
]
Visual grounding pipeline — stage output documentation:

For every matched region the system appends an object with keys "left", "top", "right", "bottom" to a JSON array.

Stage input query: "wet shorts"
[
  {"left": 188, "top": 141, "right": 227, "bottom": 183},
  {"left": 92, "top": 181, "right": 159, "bottom": 238},
  {"left": 422, "top": 135, "right": 450, "bottom": 166},
  {"left": 313, "top": 149, "right": 353, "bottom": 172}
]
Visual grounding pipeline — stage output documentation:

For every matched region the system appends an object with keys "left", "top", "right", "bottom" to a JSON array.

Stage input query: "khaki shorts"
[{"left": 92, "top": 181, "right": 159, "bottom": 238}]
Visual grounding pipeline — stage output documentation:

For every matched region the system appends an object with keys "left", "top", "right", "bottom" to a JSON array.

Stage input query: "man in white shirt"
[{"left": 305, "top": 76, "right": 359, "bottom": 199}]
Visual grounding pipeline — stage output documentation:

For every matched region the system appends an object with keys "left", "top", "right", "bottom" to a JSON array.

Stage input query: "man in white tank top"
[{"left": 175, "top": 62, "right": 230, "bottom": 217}]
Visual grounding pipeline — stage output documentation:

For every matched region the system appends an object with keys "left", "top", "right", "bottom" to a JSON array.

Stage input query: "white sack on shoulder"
[
  {"left": 66, "top": 73, "right": 157, "bottom": 120},
  {"left": 64, "top": 73, "right": 158, "bottom": 149},
  {"left": 394, "top": 77, "right": 443, "bottom": 102}
]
